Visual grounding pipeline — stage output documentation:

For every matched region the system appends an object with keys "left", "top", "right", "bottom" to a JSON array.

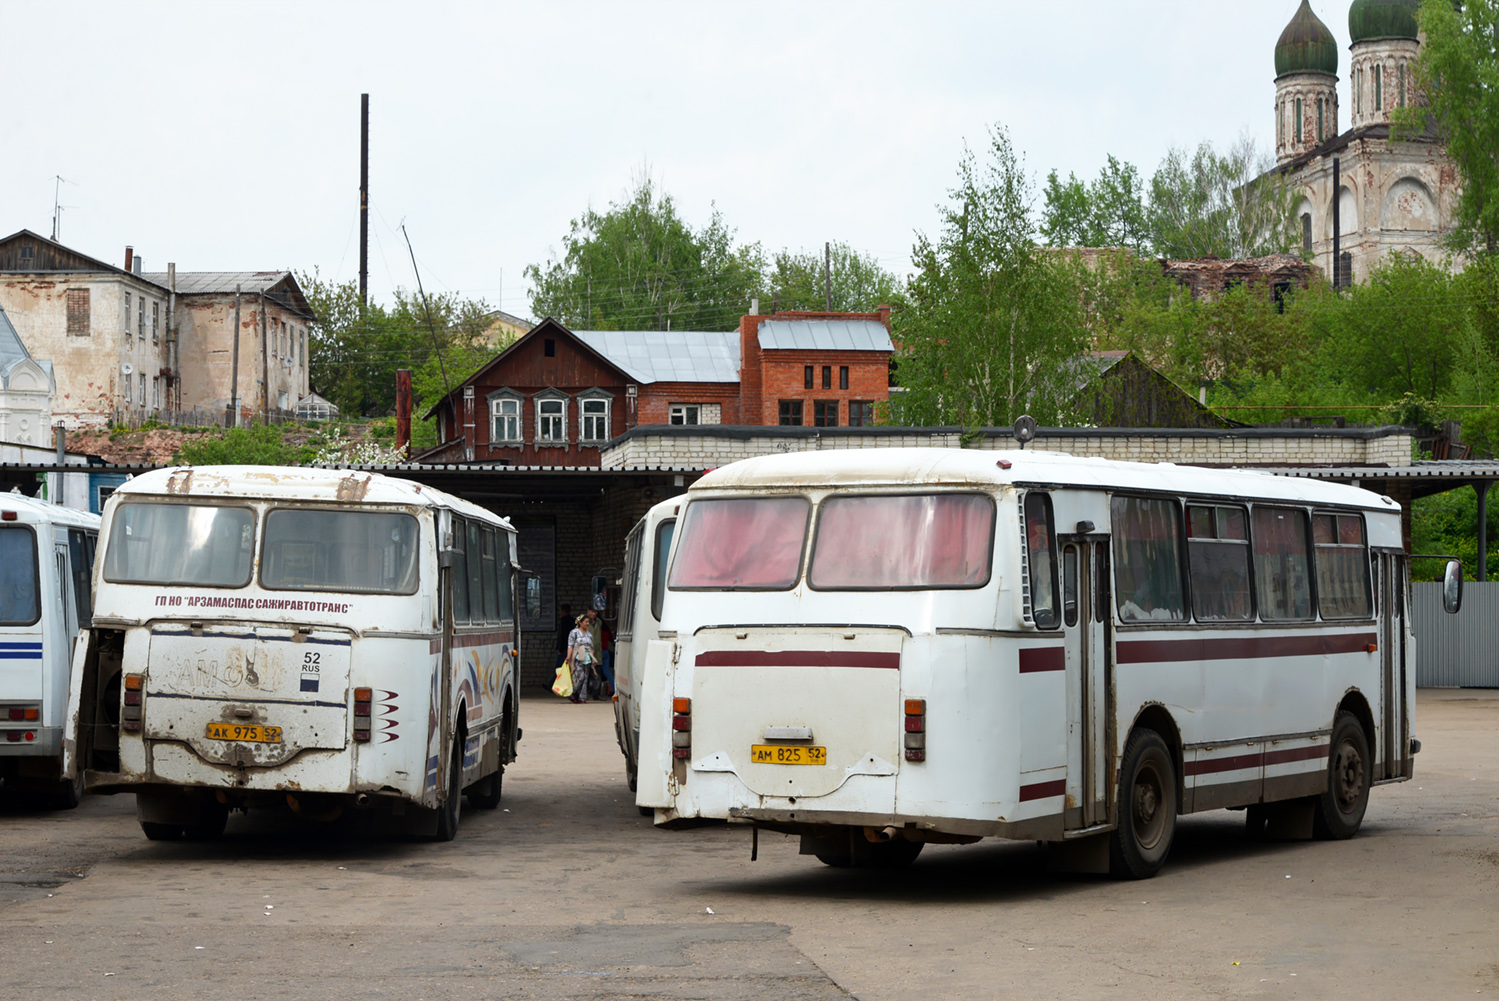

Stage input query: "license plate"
[
  {"left": 205, "top": 722, "right": 282, "bottom": 744},
  {"left": 750, "top": 744, "right": 826, "bottom": 765}
]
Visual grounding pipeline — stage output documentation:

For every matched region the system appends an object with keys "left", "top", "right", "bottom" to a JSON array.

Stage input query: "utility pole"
[
  {"left": 228, "top": 285, "right": 242, "bottom": 428},
  {"left": 260, "top": 291, "right": 270, "bottom": 426},
  {"left": 360, "top": 93, "right": 370, "bottom": 310},
  {"left": 824, "top": 242, "right": 832, "bottom": 311}
]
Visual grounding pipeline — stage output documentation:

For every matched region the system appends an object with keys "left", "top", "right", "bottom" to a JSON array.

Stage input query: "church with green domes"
[{"left": 1270, "top": 0, "right": 1460, "bottom": 283}]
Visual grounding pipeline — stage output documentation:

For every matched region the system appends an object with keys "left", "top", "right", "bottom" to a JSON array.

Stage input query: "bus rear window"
[
  {"left": 810, "top": 493, "right": 994, "bottom": 589},
  {"left": 0, "top": 527, "right": 39, "bottom": 625},
  {"left": 669, "top": 497, "right": 809, "bottom": 590},
  {"left": 261, "top": 509, "right": 419, "bottom": 595},
  {"left": 104, "top": 503, "right": 254, "bottom": 587}
]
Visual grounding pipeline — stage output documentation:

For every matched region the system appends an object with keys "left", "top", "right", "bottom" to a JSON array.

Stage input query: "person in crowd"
[{"left": 565, "top": 612, "right": 595, "bottom": 704}]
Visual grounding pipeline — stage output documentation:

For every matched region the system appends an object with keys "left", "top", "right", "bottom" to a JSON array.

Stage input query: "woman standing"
[{"left": 565, "top": 613, "right": 595, "bottom": 704}]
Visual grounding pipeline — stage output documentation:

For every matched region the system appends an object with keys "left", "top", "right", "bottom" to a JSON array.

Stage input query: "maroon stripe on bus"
[
  {"left": 1185, "top": 743, "right": 1328, "bottom": 776},
  {"left": 1018, "top": 647, "right": 1065, "bottom": 674},
  {"left": 694, "top": 650, "right": 901, "bottom": 669},
  {"left": 1116, "top": 632, "right": 1377, "bottom": 665},
  {"left": 452, "top": 631, "right": 515, "bottom": 650},
  {"left": 1019, "top": 779, "right": 1066, "bottom": 802}
]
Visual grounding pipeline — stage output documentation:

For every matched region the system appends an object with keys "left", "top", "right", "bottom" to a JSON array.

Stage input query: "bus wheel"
[
  {"left": 141, "top": 822, "right": 185, "bottom": 841},
  {"left": 1110, "top": 728, "right": 1177, "bottom": 879},
  {"left": 51, "top": 770, "right": 85, "bottom": 811},
  {"left": 467, "top": 767, "right": 502, "bottom": 810},
  {"left": 1313, "top": 712, "right": 1370, "bottom": 840},
  {"left": 856, "top": 839, "right": 924, "bottom": 869},
  {"left": 183, "top": 803, "right": 229, "bottom": 841},
  {"left": 434, "top": 738, "right": 463, "bottom": 841}
]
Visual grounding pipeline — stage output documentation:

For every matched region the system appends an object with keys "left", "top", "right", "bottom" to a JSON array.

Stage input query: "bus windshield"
[
  {"left": 104, "top": 502, "right": 255, "bottom": 587},
  {"left": 0, "top": 527, "right": 39, "bottom": 625},
  {"left": 809, "top": 493, "right": 994, "bottom": 589},
  {"left": 261, "top": 509, "right": 420, "bottom": 594},
  {"left": 669, "top": 496, "right": 809, "bottom": 589}
]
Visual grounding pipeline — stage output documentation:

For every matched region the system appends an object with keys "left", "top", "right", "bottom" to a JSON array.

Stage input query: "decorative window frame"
[
  {"left": 487, "top": 388, "right": 524, "bottom": 446},
  {"left": 577, "top": 387, "right": 613, "bottom": 447},
  {"left": 533, "top": 389, "right": 569, "bottom": 449}
]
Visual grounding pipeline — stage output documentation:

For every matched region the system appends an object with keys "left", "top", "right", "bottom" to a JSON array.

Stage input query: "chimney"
[
  {"left": 877, "top": 304, "right": 892, "bottom": 328},
  {"left": 750, "top": 297, "right": 759, "bottom": 316},
  {"left": 124, "top": 246, "right": 134, "bottom": 272},
  {"left": 133, "top": 256, "right": 143, "bottom": 276}
]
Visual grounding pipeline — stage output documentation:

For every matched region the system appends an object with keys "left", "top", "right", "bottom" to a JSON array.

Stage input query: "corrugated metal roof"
[
  {"left": 572, "top": 330, "right": 740, "bottom": 384},
  {"left": 756, "top": 319, "right": 893, "bottom": 352},
  {"left": 142, "top": 271, "right": 291, "bottom": 295}
]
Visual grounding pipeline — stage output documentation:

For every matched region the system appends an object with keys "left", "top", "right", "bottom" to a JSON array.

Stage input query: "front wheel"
[
  {"left": 1110, "top": 728, "right": 1178, "bottom": 879},
  {"left": 434, "top": 737, "right": 463, "bottom": 842},
  {"left": 1312, "top": 712, "right": 1370, "bottom": 840}
]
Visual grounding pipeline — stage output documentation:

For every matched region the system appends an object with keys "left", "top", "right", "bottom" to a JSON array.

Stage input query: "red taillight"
[
  {"left": 5, "top": 732, "right": 19, "bottom": 742},
  {"left": 904, "top": 698, "right": 926, "bottom": 762},
  {"left": 353, "top": 688, "right": 373, "bottom": 742},
  {"left": 671, "top": 696, "right": 690, "bottom": 759},
  {"left": 0, "top": 511, "right": 15, "bottom": 521},
  {"left": 121, "top": 675, "right": 144, "bottom": 732},
  {"left": 24, "top": 731, "right": 35, "bottom": 742},
  {"left": 6, "top": 708, "right": 20, "bottom": 720}
]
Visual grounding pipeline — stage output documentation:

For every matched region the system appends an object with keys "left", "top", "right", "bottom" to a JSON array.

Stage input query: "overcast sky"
[{"left": 3, "top": 1, "right": 1356, "bottom": 319}]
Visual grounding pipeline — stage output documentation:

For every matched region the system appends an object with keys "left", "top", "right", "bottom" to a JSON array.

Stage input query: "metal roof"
[
  {"left": 1278, "top": 461, "right": 1499, "bottom": 481},
  {"left": 142, "top": 271, "right": 292, "bottom": 295},
  {"left": 572, "top": 329, "right": 740, "bottom": 384},
  {"left": 0, "top": 302, "right": 29, "bottom": 372},
  {"left": 756, "top": 319, "right": 893, "bottom": 352}
]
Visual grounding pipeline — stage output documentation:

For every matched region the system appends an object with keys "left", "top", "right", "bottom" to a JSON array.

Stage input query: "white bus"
[
  {"left": 65, "top": 465, "right": 523, "bottom": 841},
  {"left": 613, "top": 497, "right": 679, "bottom": 793},
  {"left": 636, "top": 448, "right": 1457, "bottom": 876},
  {"left": 0, "top": 494, "right": 100, "bottom": 809}
]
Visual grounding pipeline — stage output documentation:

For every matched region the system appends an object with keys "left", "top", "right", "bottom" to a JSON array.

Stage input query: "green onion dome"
[
  {"left": 1275, "top": 0, "right": 1340, "bottom": 77},
  {"left": 1349, "top": 0, "right": 1421, "bottom": 43}
]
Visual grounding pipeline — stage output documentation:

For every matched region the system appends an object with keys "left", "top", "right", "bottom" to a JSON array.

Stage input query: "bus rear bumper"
[
  {"left": 729, "top": 805, "right": 1067, "bottom": 843},
  {"left": 0, "top": 725, "right": 62, "bottom": 758}
]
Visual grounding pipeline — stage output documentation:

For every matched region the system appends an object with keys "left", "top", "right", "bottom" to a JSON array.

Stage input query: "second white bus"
[{"left": 636, "top": 448, "right": 1451, "bottom": 876}]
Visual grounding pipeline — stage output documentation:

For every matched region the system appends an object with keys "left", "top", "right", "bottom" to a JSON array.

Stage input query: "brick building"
[{"left": 419, "top": 308, "right": 894, "bottom": 466}]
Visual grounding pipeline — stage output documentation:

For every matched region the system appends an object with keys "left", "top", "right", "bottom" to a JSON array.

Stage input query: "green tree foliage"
[
  {"left": 525, "top": 176, "right": 765, "bottom": 331},
  {"left": 767, "top": 241, "right": 902, "bottom": 312},
  {"left": 1396, "top": 0, "right": 1499, "bottom": 255},
  {"left": 175, "top": 424, "right": 311, "bottom": 466},
  {"left": 1040, "top": 155, "right": 1149, "bottom": 249},
  {"left": 1147, "top": 135, "right": 1299, "bottom": 260},
  {"left": 893, "top": 126, "right": 1089, "bottom": 427},
  {"left": 301, "top": 272, "right": 494, "bottom": 442}
]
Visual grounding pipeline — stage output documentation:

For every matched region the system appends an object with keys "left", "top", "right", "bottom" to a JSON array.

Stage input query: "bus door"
[
  {"left": 1062, "top": 539, "right": 1111, "bottom": 828},
  {"left": 1378, "top": 553, "right": 1408, "bottom": 779}
]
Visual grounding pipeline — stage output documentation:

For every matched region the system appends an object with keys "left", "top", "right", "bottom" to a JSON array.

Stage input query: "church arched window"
[
  {"left": 1375, "top": 64, "right": 1382, "bottom": 111},
  {"left": 1295, "top": 98, "right": 1303, "bottom": 143},
  {"left": 1398, "top": 63, "right": 1406, "bottom": 108}
]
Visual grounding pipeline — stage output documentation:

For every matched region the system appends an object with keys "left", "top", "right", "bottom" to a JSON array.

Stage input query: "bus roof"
[
  {"left": 0, "top": 492, "right": 101, "bottom": 529},
  {"left": 690, "top": 448, "right": 1400, "bottom": 513},
  {"left": 112, "top": 466, "right": 514, "bottom": 530}
]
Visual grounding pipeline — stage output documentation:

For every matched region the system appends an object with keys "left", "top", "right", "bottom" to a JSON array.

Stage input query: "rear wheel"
[
  {"left": 183, "top": 803, "right": 229, "bottom": 841},
  {"left": 1109, "top": 728, "right": 1177, "bottom": 879},
  {"left": 51, "top": 769, "right": 85, "bottom": 811},
  {"left": 812, "top": 830, "right": 924, "bottom": 869},
  {"left": 434, "top": 736, "right": 463, "bottom": 841},
  {"left": 467, "top": 767, "right": 502, "bottom": 810},
  {"left": 1312, "top": 712, "right": 1370, "bottom": 840},
  {"left": 141, "top": 821, "right": 184, "bottom": 841}
]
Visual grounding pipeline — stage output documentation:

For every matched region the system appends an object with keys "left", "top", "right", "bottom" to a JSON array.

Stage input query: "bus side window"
[
  {"left": 1110, "top": 496, "right": 1186, "bottom": 622},
  {"left": 450, "top": 517, "right": 469, "bottom": 623},
  {"left": 651, "top": 519, "right": 676, "bottom": 623},
  {"left": 466, "top": 520, "right": 485, "bottom": 625},
  {"left": 1313, "top": 512, "right": 1372, "bottom": 618},
  {"left": 1023, "top": 493, "right": 1059, "bottom": 629},
  {"left": 498, "top": 539, "right": 515, "bottom": 623},
  {"left": 480, "top": 526, "right": 500, "bottom": 623},
  {"left": 1185, "top": 505, "right": 1252, "bottom": 622},
  {"left": 1062, "top": 545, "right": 1078, "bottom": 627},
  {"left": 1094, "top": 541, "right": 1108, "bottom": 623},
  {"left": 68, "top": 528, "right": 94, "bottom": 628},
  {"left": 1251, "top": 506, "right": 1313, "bottom": 621},
  {"left": 618, "top": 525, "right": 642, "bottom": 634}
]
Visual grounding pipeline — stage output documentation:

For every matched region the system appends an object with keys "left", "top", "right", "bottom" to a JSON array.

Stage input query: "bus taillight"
[
  {"left": 7, "top": 706, "right": 39, "bottom": 721},
  {"left": 353, "top": 688, "right": 372, "bottom": 742},
  {"left": 121, "top": 674, "right": 144, "bottom": 732},
  {"left": 904, "top": 699, "right": 926, "bottom": 762},
  {"left": 671, "top": 698, "right": 691, "bottom": 759}
]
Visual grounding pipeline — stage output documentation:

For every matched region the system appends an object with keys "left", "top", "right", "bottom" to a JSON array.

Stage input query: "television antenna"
[{"left": 51, "top": 175, "right": 77, "bottom": 241}]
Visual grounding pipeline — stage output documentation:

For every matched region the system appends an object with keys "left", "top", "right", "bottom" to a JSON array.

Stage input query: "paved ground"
[{"left": 1, "top": 689, "right": 1495, "bottom": 1000}]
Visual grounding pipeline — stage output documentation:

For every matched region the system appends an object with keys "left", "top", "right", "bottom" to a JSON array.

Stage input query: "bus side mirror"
[{"left": 1443, "top": 559, "right": 1463, "bottom": 614}]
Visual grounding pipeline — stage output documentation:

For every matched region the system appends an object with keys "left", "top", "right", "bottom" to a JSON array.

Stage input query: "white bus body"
[
  {"left": 0, "top": 494, "right": 99, "bottom": 808},
  {"left": 65, "top": 466, "right": 522, "bottom": 841},
  {"left": 612, "top": 497, "right": 679, "bottom": 791},
  {"left": 637, "top": 449, "right": 1420, "bottom": 876}
]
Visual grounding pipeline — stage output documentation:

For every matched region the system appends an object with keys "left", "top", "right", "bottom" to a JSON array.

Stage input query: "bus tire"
[
  {"left": 51, "top": 770, "right": 86, "bottom": 811},
  {"left": 467, "top": 767, "right": 502, "bottom": 810},
  {"left": 1109, "top": 728, "right": 1177, "bottom": 879},
  {"left": 1312, "top": 711, "right": 1370, "bottom": 840},
  {"left": 434, "top": 737, "right": 463, "bottom": 842},
  {"left": 141, "top": 822, "right": 185, "bottom": 841},
  {"left": 183, "top": 803, "right": 229, "bottom": 841}
]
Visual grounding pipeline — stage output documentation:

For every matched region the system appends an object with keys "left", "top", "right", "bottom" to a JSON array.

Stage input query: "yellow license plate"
[
  {"left": 750, "top": 744, "right": 826, "bottom": 765},
  {"left": 205, "top": 722, "right": 282, "bottom": 743}
]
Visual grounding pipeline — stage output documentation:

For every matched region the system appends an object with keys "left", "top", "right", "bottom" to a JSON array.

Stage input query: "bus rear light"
[
  {"left": 0, "top": 511, "right": 14, "bottom": 521},
  {"left": 121, "top": 675, "right": 144, "bottom": 731},
  {"left": 904, "top": 699, "right": 926, "bottom": 762},
  {"left": 5, "top": 731, "right": 19, "bottom": 742},
  {"left": 353, "top": 688, "right": 373, "bottom": 742},
  {"left": 672, "top": 697, "right": 690, "bottom": 758},
  {"left": 7, "top": 707, "right": 39, "bottom": 721},
  {"left": 25, "top": 731, "right": 34, "bottom": 742}
]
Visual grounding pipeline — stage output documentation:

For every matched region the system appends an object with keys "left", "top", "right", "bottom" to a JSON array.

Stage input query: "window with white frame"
[
  {"left": 670, "top": 404, "right": 700, "bottom": 425},
  {"left": 124, "top": 293, "right": 132, "bottom": 338},
  {"left": 151, "top": 301, "right": 159, "bottom": 344},
  {"left": 490, "top": 396, "right": 521, "bottom": 443},
  {"left": 580, "top": 397, "right": 610, "bottom": 442},
  {"left": 536, "top": 397, "right": 566, "bottom": 444},
  {"left": 152, "top": 377, "right": 160, "bottom": 408},
  {"left": 138, "top": 373, "right": 146, "bottom": 406}
]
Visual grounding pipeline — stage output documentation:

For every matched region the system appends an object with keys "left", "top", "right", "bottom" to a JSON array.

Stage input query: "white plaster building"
[
  {"left": 1269, "top": 0, "right": 1461, "bottom": 284},
  {"left": 0, "top": 302, "right": 54, "bottom": 446}
]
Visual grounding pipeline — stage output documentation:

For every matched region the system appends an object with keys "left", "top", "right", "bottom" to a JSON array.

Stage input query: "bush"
[{"left": 175, "top": 424, "right": 312, "bottom": 466}]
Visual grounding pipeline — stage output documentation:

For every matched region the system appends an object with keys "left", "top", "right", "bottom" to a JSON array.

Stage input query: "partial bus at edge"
[{"left": 635, "top": 448, "right": 1457, "bottom": 877}]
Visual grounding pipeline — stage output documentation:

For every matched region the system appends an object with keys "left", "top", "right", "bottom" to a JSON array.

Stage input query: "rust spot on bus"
[
  {"left": 165, "top": 469, "right": 194, "bottom": 495},
  {"left": 336, "top": 474, "right": 372, "bottom": 503}
]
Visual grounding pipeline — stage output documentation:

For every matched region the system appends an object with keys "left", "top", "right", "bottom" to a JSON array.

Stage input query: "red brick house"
[{"left": 419, "top": 309, "right": 893, "bottom": 465}]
